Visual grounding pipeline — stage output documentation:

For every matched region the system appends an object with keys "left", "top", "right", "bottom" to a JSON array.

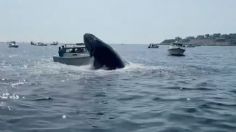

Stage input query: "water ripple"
[{"left": 0, "top": 45, "right": 236, "bottom": 131}]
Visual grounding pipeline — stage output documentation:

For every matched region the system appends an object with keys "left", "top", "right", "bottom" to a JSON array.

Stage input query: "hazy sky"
[{"left": 0, "top": 0, "right": 235, "bottom": 43}]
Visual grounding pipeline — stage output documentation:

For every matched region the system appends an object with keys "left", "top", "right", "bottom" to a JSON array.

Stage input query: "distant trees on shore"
[{"left": 161, "top": 33, "right": 236, "bottom": 45}]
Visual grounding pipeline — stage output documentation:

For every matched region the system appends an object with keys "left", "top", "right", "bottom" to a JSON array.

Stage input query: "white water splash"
[
  {"left": 0, "top": 93, "right": 20, "bottom": 100},
  {"left": 11, "top": 80, "right": 26, "bottom": 88}
]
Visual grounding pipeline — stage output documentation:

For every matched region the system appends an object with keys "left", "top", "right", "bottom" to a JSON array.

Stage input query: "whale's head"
[
  {"left": 83, "top": 33, "right": 125, "bottom": 70},
  {"left": 84, "top": 33, "right": 105, "bottom": 57}
]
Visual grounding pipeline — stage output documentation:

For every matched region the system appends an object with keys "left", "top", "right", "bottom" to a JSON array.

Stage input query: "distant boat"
[
  {"left": 30, "top": 41, "right": 37, "bottom": 45},
  {"left": 168, "top": 42, "right": 185, "bottom": 56},
  {"left": 37, "top": 42, "right": 47, "bottom": 46},
  {"left": 53, "top": 44, "right": 91, "bottom": 66},
  {"left": 148, "top": 43, "right": 159, "bottom": 48},
  {"left": 50, "top": 42, "right": 58, "bottom": 46},
  {"left": 30, "top": 41, "right": 47, "bottom": 46},
  {"left": 8, "top": 41, "right": 19, "bottom": 48}
]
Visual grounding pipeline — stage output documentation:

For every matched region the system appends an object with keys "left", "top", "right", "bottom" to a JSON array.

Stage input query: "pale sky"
[{"left": 0, "top": 0, "right": 235, "bottom": 43}]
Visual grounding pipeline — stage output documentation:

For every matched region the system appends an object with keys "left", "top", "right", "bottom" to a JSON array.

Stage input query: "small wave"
[
  {"left": 32, "top": 97, "right": 53, "bottom": 101},
  {"left": 8, "top": 55, "right": 18, "bottom": 58},
  {"left": 164, "top": 86, "right": 213, "bottom": 91},
  {"left": 152, "top": 96, "right": 192, "bottom": 102},
  {"left": 11, "top": 80, "right": 27, "bottom": 88},
  {"left": 200, "top": 101, "right": 236, "bottom": 109},
  {"left": 230, "top": 90, "right": 236, "bottom": 94},
  {"left": 0, "top": 93, "right": 20, "bottom": 100}
]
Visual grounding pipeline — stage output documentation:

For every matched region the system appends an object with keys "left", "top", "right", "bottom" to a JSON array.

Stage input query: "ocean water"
[{"left": 0, "top": 43, "right": 236, "bottom": 132}]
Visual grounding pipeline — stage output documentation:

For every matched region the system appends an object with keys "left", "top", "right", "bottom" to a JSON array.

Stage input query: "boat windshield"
[
  {"left": 66, "top": 47, "right": 86, "bottom": 53},
  {"left": 58, "top": 44, "right": 88, "bottom": 57}
]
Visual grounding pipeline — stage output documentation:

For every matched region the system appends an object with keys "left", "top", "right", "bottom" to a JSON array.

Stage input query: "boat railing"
[{"left": 64, "top": 44, "right": 86, "bottom": 48}]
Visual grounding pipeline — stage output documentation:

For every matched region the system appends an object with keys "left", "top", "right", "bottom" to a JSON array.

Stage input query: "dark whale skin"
[{"left": 84, "top": 33, "right": 125, "bottom": 70}]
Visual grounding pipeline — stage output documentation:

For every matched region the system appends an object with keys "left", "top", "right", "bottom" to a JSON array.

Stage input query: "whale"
[{"left": 83, "top": 33, "right": 125, "bottom": 70}]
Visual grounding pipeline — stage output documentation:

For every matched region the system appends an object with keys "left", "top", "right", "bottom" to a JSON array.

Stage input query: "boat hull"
[
  {"left": 9, "top": 45, "right": 19, "bottom": 48},
  {"left": 168, "top": 48, "right": 185, "bottom": 56},
  {"left": 148, "top": 46, "right": 159, "bottom": 48},
  {"left": 148, "top": 44, "right": 159, "bottom": 48},
  {"left": 53, "top": 56, "right": 91, "bottom": 66}
]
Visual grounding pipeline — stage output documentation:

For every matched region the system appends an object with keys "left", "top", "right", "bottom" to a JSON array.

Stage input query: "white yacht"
[
  {"left": 53, "top": 44, "right": 91, "bottom": 66},
  {"left": 8, "top": 41, "right": 19, "bottom": 48},
  {"left": 168, "top": 42, "right": 185, "bottom": 56}
]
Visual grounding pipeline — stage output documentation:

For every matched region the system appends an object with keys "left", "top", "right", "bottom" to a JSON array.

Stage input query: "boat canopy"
[
  {"left": 63, "top": 44, "right": 86, "bottom": 49},
  {"left": 172, "top": 42, "right": 184, "bottom": 47}
]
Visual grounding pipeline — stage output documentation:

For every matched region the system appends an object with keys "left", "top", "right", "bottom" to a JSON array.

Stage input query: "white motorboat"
[
  {"left": 8, "top": 41, "right": 19, "bottom": 48},
  {"left": 168, "top": 42, "right": 185, "bottom": 56},
  {"left": 53, "top": 44, "right": 91, "bottom": 66}
]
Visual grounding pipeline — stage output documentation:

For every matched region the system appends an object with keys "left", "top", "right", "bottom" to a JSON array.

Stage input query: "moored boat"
[
  {"left": 50, "top": 42, "right": 58, "bottom": 45},
  {"left": 8, "top": 41, "right": 19, "bottom": 48},
  {"left": 30, "top": 41, "right": 37, "bottom": 45},
  {"left": 148, "top": 43, "right": 159, "bottom": 48},
  {"left": 168, "top": 42, "right": 185, "bottom": 56},
  {"left": 37, "top": 42, "right": 47, "bottom": 46},
  {"left": 30, "top": 41, "right": 47, "bottom": 46}
]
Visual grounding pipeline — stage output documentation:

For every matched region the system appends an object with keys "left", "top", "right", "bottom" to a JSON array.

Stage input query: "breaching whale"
[{"left": 83, "top": 33, "right": 125, "bottom": 70}]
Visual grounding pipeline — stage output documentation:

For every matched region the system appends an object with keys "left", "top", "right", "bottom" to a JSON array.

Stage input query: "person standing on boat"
[
  {"left": 58, "top": 47, "right": 63, "bottom": 57},
  {"left": 62, "top": 46, "right": 66, "bottom": 54},
  {"left": 59, "top": 46, "right": 66, "bottom": 57}
]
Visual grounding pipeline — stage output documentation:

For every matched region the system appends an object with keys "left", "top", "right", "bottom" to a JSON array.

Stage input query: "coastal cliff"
[{"left": 160, "top": 33, "right": 236, "bottom": 46}]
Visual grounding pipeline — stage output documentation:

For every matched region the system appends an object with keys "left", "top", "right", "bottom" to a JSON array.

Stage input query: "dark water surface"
[{"left": 0, "top": 43, "right": 236, "bottom": 132}]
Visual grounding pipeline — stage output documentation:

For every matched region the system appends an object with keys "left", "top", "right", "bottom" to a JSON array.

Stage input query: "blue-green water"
[{"left": 0, "top": 43, "right": 236, "bottom": 132}]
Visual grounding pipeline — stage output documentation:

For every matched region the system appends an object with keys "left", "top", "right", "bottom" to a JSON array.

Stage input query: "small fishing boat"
[
  {"left": 148, "top": 43, "right": 159, "bottom": 48},
  {"left": 50, "top": 42, "right": 58, "bottom": 46},
  {"left": 30, "top": 41, "right": 37, "bottom": 45},
  {"left": 8, "top": 41, "right": 19, "bottom": 48},
  {"left": 168, "top": 42, "right": 185, "bottom": 56},
  {"left": 30, "top": 41, "right": 47, "bottom": 46},
  {"left": 37, "top": 42, "right": 47, "bottom": 46},
  {"left": 53, "top": 44, "right": 91, "bottom": 66}
]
